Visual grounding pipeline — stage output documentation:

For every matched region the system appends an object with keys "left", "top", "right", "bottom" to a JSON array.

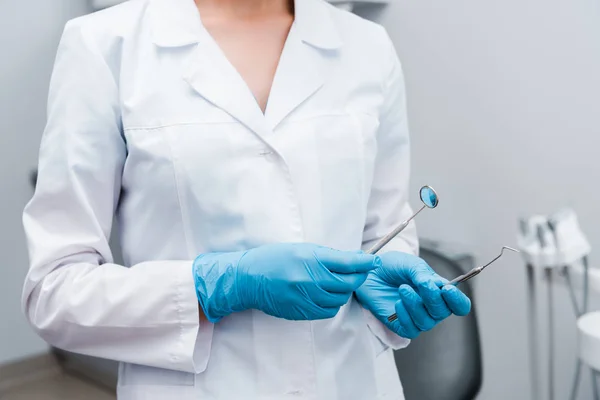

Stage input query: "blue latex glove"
[
  {"left": 193, "top": 243, "right": 381, "bottom": 323},
  {"left": 355, "top": 251, "right": 471, "bottom": 339}
]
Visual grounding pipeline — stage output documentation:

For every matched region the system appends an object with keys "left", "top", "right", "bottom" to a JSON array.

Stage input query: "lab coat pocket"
[
  {"left": 277, "top": 113, "right": 377, "bottom": 247},
  {"left": 312, "top": 112, "right": 378, "bottom": 209},
  {"left": 163, "top": 122, "right": 259, "bottom": 253},
  {"left": 313, "top": 114, "right": 368, "bottom": 197}
]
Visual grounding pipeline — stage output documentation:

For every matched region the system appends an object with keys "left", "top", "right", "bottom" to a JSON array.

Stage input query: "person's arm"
[
  {"left": 22, "top": 20, "right": 211, "bottom": 374},
  {"left": 23, "top": 20, "right": 377, "bottom": 371},
  {"left": 360, "top": 28, "right": 419, "bottom": 349}
]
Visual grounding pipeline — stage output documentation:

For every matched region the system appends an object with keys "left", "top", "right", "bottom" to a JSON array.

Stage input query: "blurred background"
[{"left": 1, "top": 0, "right": 599, "bottom": 399}]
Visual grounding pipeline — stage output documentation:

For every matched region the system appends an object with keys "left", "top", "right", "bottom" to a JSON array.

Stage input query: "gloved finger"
[
  {"left": 378, "top": 252, "right": 447, "bottom": 287},
  {"left": 307, "top": 286, "right": 353, "bottom": 308},
  {"left": 415, "top": 279, "right": 452, "bottom": 321},
  {"left": 319, "top": 271, "right": 370, "bottom": 293},
  {"left": 441, "top": 285, "right": 472, "bottom": 316},
  {"left": 408, "top": 261, "right": 448, "bottom": 289},
  {"left": 388, "top": 299, "right": 420, "bottom": 339},
  {"left": 314, "top": 247, "right": 381, "bottom": 274},
  {"left": 398, "top": 285, "right": 437, "bottom": 332}
]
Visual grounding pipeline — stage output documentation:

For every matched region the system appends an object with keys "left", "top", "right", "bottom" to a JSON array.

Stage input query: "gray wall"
[
  {"left": 0, "top": 1, "right": 91, "bottom": 364},
  {"left": 367, "top": 0, "right": 600, "bottom": 399}
]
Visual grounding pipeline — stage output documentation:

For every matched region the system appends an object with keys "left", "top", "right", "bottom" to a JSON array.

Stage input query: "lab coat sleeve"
[
  {"left": 361, "top": 29, "right": 419, "bottom": 350},
  {"left": 21, "top": 21, "right": 211, "bottom": 374}
]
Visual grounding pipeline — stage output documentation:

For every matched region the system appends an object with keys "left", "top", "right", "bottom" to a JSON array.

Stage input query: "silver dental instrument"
[
  {"left": 387, "top": 246, "right": 520, "bottom": 323},
  {"left": 367, "top": 185, "right": 440, "bottom": 255},
  {"left": 446, "top": 246, "right": 520, "bottom": 286}
]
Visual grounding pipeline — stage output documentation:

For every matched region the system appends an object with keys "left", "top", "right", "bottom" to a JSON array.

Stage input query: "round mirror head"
[{"left": 420, "top": 185, "right": 439, "bottom": 209}]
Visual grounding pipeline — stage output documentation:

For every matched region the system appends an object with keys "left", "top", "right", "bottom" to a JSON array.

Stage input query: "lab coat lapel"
[
  {"left": 150, "top": 0, "right": 342, "bottom": 136},
  {"left": 183, "top": 36, "right": 270, "bottom": 138},
  {"left": 266, "top": 0, "right": 343, "bottom": 131},
  {"left": 150, "top": 0, "right": 269, "bottom": 138}
]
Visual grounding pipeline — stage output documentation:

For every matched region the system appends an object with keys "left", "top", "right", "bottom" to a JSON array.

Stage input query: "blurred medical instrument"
[
  {"left": 519, "top": 210, "right": 597, "bottom": 400},
  {"left": 367, "top": 185, "right": 439, "bottom": 255},
  {"left": 387, "top": 246, "right": 519, "bottom": 323},
  {"left": 446, "top": 246, "right": 519, "bottom": 286}
]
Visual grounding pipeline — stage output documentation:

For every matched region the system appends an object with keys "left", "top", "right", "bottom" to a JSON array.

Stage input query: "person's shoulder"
[
  {"left": 321, "top": 1, "right": 397, "bottom": 81},
  {"left": 64, "top": 0, "right": 150, "bottom": 43}
]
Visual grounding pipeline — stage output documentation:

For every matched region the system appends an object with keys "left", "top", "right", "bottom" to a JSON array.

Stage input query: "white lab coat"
[{"left": 22, "top": 0, "right": 419, "bottom": 398}]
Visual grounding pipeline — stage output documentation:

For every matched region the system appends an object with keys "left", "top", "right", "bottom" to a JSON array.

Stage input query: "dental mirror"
[
  {"left": 367, "top": 185, "right": 439, "bottom": 255},
  {"left": 420, "top": 185, "right": 439, "bottom": 209}
]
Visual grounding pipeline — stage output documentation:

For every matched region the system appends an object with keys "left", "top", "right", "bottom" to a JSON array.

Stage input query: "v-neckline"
[
  {"left": 182, "top": 0, "right": 335, "bottom": 137},
  {"left": 196, "top": 13, "right": 296, "bottom": 116},
  {"left": 262, "top": 22, "right": 296, "bottom": 116}
]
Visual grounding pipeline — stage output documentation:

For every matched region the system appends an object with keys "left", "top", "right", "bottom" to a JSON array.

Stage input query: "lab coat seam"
[
  {"left": 279, "top": 112, "right": 373, "bottom": 125},
  {"left": 163, "top": 131, "right": 196, "bottom": 259},
  {"left": 163, "top": 133, "right": 196, "bottom": 365},
  {"left": 308, "top": 322, "right": 319, "bottom": 397},
  {"left": 123, "top": 113, "right": 373, "bottom": 132},
  {"left": 349, "top": 114, "right": 369, "bottom": 207},
  {"left": 284, "top": 173, "right": 305, "bottom": 239},
  {"left": 173, "top": 263, "right": 185, "bottom": 365},
  {"left": 124, "top": 113, "right": 381, "bottom": 133},
  {"left": 55, "top": 318, "right": 162, "bottom": 331},
  {"left": 373, "top": 26, "right": 396, "bottom": 102},
  {"left": 124, "top": 121, "right": 239, "bottom": 131}
]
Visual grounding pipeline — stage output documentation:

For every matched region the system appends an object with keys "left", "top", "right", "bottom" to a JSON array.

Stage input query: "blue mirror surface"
[{"left": 420, "top": 186, "right": 439, "bottom": 208}]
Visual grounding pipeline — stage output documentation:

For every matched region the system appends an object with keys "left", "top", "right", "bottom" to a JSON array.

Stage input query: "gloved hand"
[
  {"left": 193, "top": 243, "right": 381, "bottom": 323},
  {"left": 355, "top": 251, "right": 471, "bottom": 339}
]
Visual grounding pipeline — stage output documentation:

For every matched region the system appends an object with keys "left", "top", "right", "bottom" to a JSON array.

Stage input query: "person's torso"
[{"left": 87, "top": 0, "right": 405, "bottom": 398}]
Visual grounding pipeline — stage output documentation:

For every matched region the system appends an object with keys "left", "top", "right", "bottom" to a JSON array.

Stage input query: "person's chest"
[
  {"left": 199, "top": 15, "right": 294, "bottom": 113},
  {"left": 117, "top": 22, "right": 386, "bottom": 254}
]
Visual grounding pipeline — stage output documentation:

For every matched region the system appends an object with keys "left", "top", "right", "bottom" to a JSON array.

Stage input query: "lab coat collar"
[
  {"left": 149, "top": 0, "right": 203, "bottom": 47},
  {"left": 149, "top": 0, "right": 343, "bottom": 50},
  {"left": 294, "top": 0, "right": 343, "bottom": 50},
  {"left": 153, "top": 0, "right": 342, "bottom": 140}
]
